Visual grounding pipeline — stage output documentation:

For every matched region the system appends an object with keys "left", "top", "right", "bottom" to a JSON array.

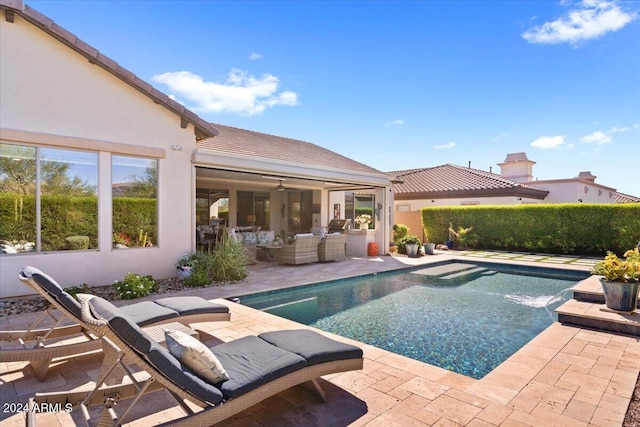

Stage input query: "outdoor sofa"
[
  {"left": 27, "top": 294, "right": 364, "bottom": 426},
  {"left": 0, "top": 266, "right": 230, "bottom": 380}
]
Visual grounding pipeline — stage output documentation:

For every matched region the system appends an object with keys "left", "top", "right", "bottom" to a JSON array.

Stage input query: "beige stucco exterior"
[{"left": 0, "top": 12, "right": 196, "bottom": 297}]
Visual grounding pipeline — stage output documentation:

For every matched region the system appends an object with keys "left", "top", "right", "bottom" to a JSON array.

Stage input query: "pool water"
[{"left": 240, "top": 262, "right": 587, "bottom": 379}]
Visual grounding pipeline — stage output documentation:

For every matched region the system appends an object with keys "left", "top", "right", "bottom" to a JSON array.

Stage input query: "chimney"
[
  {"left": 498, "top": 152, "right": 535, "bottom": 183},
  {"left": 576, "top": 171, "right": 596, "bottom": 182}
]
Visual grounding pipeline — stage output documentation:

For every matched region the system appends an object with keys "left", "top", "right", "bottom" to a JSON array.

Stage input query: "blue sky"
[{"left": 28, "top": 1, "right": 640, "bottom": 196}]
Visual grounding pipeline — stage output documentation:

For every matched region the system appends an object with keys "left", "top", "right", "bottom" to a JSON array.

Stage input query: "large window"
[
  {"left": 112, "top": 155, "right": 157, "bottom": 249},
  {"left": 0, "top": 143, "right": 98, "bottom": 254},
  {"left": 287, "top": 191, "right": 312, "bottom": 234},
  {"left": 196, "top": 189, "right": 228, "bottom": 226},
  {"left": 346, "top": 192, "right": 375, "bottom": 229},
  {"left": 237, "top": 191, "right": 270, "bottom": 229}
]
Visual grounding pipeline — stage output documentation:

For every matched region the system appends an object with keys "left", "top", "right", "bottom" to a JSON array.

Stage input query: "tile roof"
[
  {"left": 1, "top": 0, "right": 218, "bottom": 140},
  {"left": 389, "top": 164, "right": 549, "bottom": 199},
  {"left": 615, "top": 192, "right": 640, "bottom": 203},
  {"left": 198, "top": 123, "right": 386, "bottom": 175}
]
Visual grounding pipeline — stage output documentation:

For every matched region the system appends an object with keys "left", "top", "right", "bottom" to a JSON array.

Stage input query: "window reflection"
[{"left": 112, "top": 155, "right": 157, "bottom": 249}]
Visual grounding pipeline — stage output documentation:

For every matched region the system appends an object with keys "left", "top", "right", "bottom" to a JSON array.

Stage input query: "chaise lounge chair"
[
  {"left": 27, "top": 294, "right": 364, "bottom": 426},
  {"left": 0, "top": 266, "right": 230, "bottom": 380}
]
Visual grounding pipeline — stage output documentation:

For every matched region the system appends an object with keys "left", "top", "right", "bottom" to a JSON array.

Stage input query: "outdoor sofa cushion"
[
  {"left": 212, "top": 335, "right": 307, "bottom": 399},
  {"left": 22, "top": 266, "right": 83, "bottom": 319},
  {"left": 155, "top": 297, "right": 229, "bottom": 316},
  {"left": 258, "top": 330, "right": 363, "bottom": 365},
  {"left": 20, "top": 266, "right": 230, "bottom": 326}
]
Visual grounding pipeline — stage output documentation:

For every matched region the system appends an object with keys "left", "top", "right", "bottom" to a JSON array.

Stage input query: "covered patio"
[{"left": 192, "top": 124, "right": 395, "bottom": 258}]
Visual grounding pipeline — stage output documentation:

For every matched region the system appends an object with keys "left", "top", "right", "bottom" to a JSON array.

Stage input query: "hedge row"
[
  {"left": 0, "top": 193, "right": 156, "bottom": 250},
  {"left": 421, "top": 204, "right": 640, "bottom": 256}
]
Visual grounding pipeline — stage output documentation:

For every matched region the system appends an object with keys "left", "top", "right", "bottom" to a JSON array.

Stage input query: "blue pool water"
[{"left": 240, "top": 262, "right": 587, "bottom": 379}]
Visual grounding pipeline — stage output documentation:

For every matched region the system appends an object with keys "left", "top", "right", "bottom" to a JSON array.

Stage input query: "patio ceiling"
[{"left": 196, "top": 167, "right": 377, "bottom": 192}]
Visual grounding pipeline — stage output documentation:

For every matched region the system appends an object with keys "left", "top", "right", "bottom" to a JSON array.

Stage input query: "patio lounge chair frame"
[
  {"left": 27, "top": 295, "right": 363, "bottom": 427},
  {"left": 0, "top": 267, "right": 230, "bottom": 380}
]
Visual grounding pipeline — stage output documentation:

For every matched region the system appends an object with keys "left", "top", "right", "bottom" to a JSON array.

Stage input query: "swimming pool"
[{"left": 239, "top": 261, "right": 588, "bottom": 379}]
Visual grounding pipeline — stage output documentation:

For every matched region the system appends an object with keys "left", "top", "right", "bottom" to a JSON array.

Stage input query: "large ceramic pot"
[
  {"left": 406, "top": 244, "right": 419, "bottom": 258},
  {"left": 424, "top": 243, "right": 435, "bottom": 255},
  {"left": 600, "top": 279, "right": 640, "bottom": 312}
]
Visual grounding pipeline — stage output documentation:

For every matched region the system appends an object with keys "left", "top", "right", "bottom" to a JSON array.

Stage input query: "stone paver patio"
[{"left": 1, "top": 251, "right": 639, "bottom": 426}]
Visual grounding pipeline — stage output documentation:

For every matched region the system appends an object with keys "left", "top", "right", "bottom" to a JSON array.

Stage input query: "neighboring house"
[
  {"left": 389, "top": 152, "right": 637, "bottom": 241},
  {"left": 391, "top": 152, "right": 636, "bottom": 211},
  {"left": 0, "top": 1, "right": 393, "bottom": 298}
]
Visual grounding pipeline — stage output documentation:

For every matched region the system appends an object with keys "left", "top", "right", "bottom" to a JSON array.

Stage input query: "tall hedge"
[{"left": 421, "top": 204, "right": 640, "bottom": 256}]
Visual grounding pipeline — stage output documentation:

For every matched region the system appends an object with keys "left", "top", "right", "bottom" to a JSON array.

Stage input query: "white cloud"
[
  {"left": 152, "top": 69, "right": 298, "bottom": 116},
  {"left": 434, "top": 142, "right": 456, "bottom": 149},
  {"left": 522, "top": 1, "right": 636, "bottom": 46},
  {"left": 581, "top": 131, "right": 612, "bottom": 145},
  {"left": 248, "top": 52, "right": 263, "bottom": 60},
  {"left": 531, "top": 135, "right": 565, "bottom": 149},
  {"left": 384, "top": 120, "right": 404, "bottom": 127},
  {"left": 609, "top": 125, "right": 630, "bottom": 133}
]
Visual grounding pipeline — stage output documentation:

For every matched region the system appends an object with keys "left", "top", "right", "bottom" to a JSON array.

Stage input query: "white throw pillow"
[{"left": 164, "top": 330, "right": 229, "bottom": 384}]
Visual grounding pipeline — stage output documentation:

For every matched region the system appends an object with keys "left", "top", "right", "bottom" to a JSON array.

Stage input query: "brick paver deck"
[{"left": 1, "top": 251, "right": 638, "bottom": 426}]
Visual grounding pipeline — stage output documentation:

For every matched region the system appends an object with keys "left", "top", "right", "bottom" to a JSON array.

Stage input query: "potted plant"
[
  {"left": 397, "top": 235, "right": 422, "bottom": 258},
  {"left": 355, "top": 214, "right": 372, "bottom": 230},
  {"left": 176, "top": 253, "right": 198, "bottom": 280},
  {"left": 423, "top": 241, "right": 436, "bottom": 255},
  {"left": 591, "top": 248, "right": 640, "bottom": 313}
]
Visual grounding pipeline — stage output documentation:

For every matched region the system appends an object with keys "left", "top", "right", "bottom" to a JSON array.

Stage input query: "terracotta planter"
[{"left": 600, "top": 278, "right": 639, "bottom": 313}]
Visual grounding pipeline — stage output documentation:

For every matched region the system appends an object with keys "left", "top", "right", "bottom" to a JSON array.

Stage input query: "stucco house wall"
[
  {"left": 527, "top": 180, "right": 617, "bottom": 204},
  {"left": 0, "top": 11, "right": 196, "bottom": 297}
]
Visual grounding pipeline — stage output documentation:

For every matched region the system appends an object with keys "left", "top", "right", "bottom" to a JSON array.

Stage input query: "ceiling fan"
[{"left": 276, "top": 180, "right": 285, "bottom": 192}]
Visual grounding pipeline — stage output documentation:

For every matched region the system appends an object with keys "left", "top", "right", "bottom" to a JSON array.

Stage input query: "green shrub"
[
  {"left": 193, "top": 235, "right": 248, "bottom": 282},
  {"left": 64, "top": 235, "right": 90, "bottom": 250},
  {"left": 113, "top": 273, "right": 156, "bottom": 299},
  {"left": 393, "top": 224, "right": 409, "bottom": 242},
  {"left": 182, "top": 269, "right": 210, "bottom": 287},
  {"left": 396, "top": 235, "right": 423, "bottom": 255}
]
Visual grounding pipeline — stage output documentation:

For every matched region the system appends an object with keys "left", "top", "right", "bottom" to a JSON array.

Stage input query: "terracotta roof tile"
[
  {"left": 0, "top": 0, "right": 218, "bottom": 140},
  {"left": 615, "top": 192, "right": 640, "bottom": 203},
  {"left": 198, "top": 124, "right": 386, "bottom": 175},
  {"left": 389, "top": 164, "right": 549, "bottom": 199}
]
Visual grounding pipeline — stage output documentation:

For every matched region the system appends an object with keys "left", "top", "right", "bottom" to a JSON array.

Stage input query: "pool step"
[
  {"left": 556, "top": 299, "right": 639, "bottom": 337},
  {"left": 571, "top": 275, "right": 639, "bottom": 308},
  {"left": 555, "top": 276, "right": 640, "bottom": 337}
]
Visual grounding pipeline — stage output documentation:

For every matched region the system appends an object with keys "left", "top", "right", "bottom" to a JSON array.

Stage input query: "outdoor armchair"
[
  {"left": 318, "top": 233, "right": 347, "bottom": 262},
  {"left": 275, "top": 234, "right": 321, "bottom": 265}
]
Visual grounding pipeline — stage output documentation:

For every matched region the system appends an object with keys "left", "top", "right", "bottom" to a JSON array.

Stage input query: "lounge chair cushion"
[
  {"left": 88, "top": 296, "right": 156, "bottom": 355},
  {"left": 146, "top": 342, "right": 225, "bottom": 405},
  {"left": 22, "top": 266, "right": 82, "bottom": 319},
  {"left": 154, "top": 297, "right": 229, "bottom": 316},
  {"left": 212, "top": 336, "right": 307, "bottom": 399},
  {"left": 258, "top": 329, "right": 363, "bottom": 365},
  {"left": 165, "top": 330, "right": 229, "bottom": 384},
  {"left": 119, "top": 301, "right": 179, "bottom": 327}
]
